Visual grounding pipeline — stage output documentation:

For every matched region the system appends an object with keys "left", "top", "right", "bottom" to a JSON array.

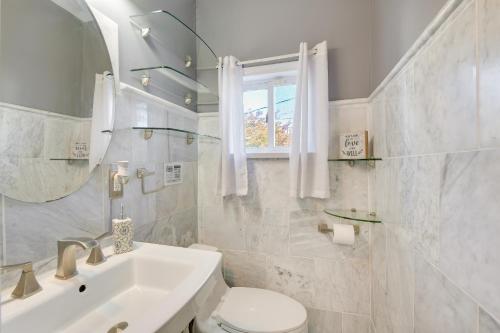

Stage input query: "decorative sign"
[
  {"left": 164, "top": 162, "right": 183, "bottom": 185},
  {"left": 339, "top": 131, "right": 368, "bottom": 159},
  {"left": 71, "top": 142, "right": 89, "bottom": 159}
]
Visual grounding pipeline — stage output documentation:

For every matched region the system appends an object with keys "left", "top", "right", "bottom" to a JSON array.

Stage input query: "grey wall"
[
  {"left": 370, "top": 0, "right": 448, "bottom": 90},
  {"left": 86, "top": 0, "right": 198, "bottom": 110},
  {"left": 0, "top": 0, "right": 110, "bottom": 118},
  {"left": 196, "top": 0, "right": 372, "bottom": 101}
]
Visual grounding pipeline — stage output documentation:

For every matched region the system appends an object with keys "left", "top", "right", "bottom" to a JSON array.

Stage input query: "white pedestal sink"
[{"left": 1, "top": 242, "right": 222, "bottom": 333}]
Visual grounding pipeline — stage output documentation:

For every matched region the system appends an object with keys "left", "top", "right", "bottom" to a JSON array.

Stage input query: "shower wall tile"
[
  {"left": 369, "top": 1, "right": 500, "bottom": 332},
  {"left": 440, "top": 150, "right": 500, "bottom": 320},
  {"left": 384, "top": 226, "right": 414, "bottom": 333},
  {"left": 478, "top": 0, "right": 500, "bottom": 148},
  {"left": 479, "top": 308, "right": 500, "bottom": 333},
  {"left": 307, "top": 309, "right": 342, "bottom": 333},
  {"left": 412, "top": 2, "right": 477, "bottom": 155},
  {"left": 414, "top": 255, "right": 477, "bottom": 333}
]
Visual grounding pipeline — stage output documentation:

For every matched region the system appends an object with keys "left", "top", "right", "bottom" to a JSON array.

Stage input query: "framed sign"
[{"left": 339, "top": 131, "right": 368, "bottom": 159}]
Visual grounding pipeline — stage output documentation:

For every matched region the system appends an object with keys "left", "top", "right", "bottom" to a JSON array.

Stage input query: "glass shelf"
[
  {"left": 130, "top": 10, "right": 217, "bottom": 65},
  {"left": 130, "top": 65, "right": 214, "bottom": 95},
  {"left": 329, "top": 157, "right": 382, "bottom": 167},
  {"left": 132, "top": 126, "right": 220, "bottom": 142},
  {"left": 324, "top": 209, "right": 382, "bottom": 223}
]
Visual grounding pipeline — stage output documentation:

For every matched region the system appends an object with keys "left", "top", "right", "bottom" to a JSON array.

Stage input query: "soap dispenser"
[{"left": 112, "top": 204, "right": 134, "bottom": 254}]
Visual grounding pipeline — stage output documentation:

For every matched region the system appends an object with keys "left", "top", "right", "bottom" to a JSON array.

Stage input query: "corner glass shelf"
[
  {"left": 130, "top": 65, "right": 213, "bottom": 95},
  {"left": 132, "top": 126, "right": 220, "bottom": 142},
  {"left": 129, "top": 10, "right": 217, "bottom": 64},
  {"left": 49, "top": 158, "right": 89, "bottom": 165},
  {"left": 324, "top": 209, "right": 382, "bottom": 223},
  {"left": 329, "top": 157, "right": 382, "bottom": 167}
]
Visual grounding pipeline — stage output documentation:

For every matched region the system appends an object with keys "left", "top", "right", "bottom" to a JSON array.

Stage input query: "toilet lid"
[{"left": 215, "top": 287, "right": 307, "bottom": 333}]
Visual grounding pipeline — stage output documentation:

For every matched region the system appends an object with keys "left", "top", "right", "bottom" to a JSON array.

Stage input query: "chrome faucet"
[
  {"left": 55, "top": 237, "right": 98, "bottom": 280},
  {"left": 0, "top": 261, "right": 42, "bottom": 299}
]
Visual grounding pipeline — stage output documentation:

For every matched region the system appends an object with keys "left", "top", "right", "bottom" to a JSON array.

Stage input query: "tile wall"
[
  {"left": 0, "top": 87, "right": 199, "bottom": 288},
  {"left": 370, "top": 0, "right": 500, "bottom": 331},
  {"left": 198, "top": 101, "right": 374, "bottom": 333}
]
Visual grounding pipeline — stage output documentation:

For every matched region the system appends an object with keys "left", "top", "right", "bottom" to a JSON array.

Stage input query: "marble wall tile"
[
  {"left": 135, "top": 208, "right": 196, "bottom": 247},
  {"left": 198, "top": 106, "right": 372, "bottom": 317},
  {"left": 289, "top": 212, "right": 369, "bottom": 260},
  {"left": 440, "top": 150, "right": 500, "bottom": 320},
  {"left": 3, "top": 166, "right": 106, "bottom": 264},
  {"left": 342, "top": 313, "right": 371, "bottom": 333},
  {"left": 223, "top": 250, "right": 267, "bottom": 289},
  {"left": 313, "top": 258, "right": 370, "bottom": 315},
  {"left": 0, "top": 194, "right": 4, "bottom": 264},
  {"left": 327, "top": 162, "right": 369, "bottom": 212},
  {"left": 414, "top": 255, "right": 477, "bottom": 333},
  {"left": 0, "top": 107, "right": 44, "bottom": 158},
  {"left": 198, "top": 204, "right": 246, "bottom": 251},
  {"left": 266, "top": 255, "right": 315, "bottom": 308},
  {"left": 400, "top": 155, "right": 444, "bottom": 264},
  {"left": 478, "top": 0, "right": 500, "bottom": 148},
  {"left": 245, "top": 225, "right": 289, "bottom": 256},
  {"left": 384, "top": 66, "right": 414, "bottom": 157},
  {"left": 479, "top": 308, "right": 500, "bottom": 333},
  {"left": 385, "top": 227, "right": 414, "bottom": 333},
  {"left": 307, "top": 308, "right": 342, "bottom": 333},
  {"left": 371, "top": 223, "right": 386, "bottom": 288},
  {"left": 370, "top": 94, "right": 387, "bottom": 158},
  {"left": 372, "top": 275, "right": 393, "bottom": 333},
  {"left": 412, "top": 2, "right": 477, "bottom": 154}
]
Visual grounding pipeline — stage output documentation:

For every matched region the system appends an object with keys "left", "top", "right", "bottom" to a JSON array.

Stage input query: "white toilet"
[{"left": 189, "top": 244, "right": 308, "bottom": 333}]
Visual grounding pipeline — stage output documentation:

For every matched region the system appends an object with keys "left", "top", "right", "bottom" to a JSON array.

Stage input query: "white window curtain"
[
  {"left": 289, "top": 41, "right": 330, "bottom": 199},
  {"left": 218, "top": 56, "right": 248, "bottom": 197}
]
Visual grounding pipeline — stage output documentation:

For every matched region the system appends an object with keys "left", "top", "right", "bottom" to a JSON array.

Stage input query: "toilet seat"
[{"left": 213, "top": 287, "right": 307, "bottom": 333}]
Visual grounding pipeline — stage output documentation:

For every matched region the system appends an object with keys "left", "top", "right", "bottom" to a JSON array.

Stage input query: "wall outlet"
[{"left": 164, "top": 162, "right": 183, "bottom": 186}]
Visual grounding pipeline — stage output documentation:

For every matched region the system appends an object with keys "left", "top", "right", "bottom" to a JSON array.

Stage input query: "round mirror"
[{"left": 0, "top": 0, "right": 114, "bottom": 202}]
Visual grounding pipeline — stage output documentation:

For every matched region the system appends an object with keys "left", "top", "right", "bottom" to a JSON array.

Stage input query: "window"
[{"left": 243, "top": 71, "right": 296, "bottom": 156}]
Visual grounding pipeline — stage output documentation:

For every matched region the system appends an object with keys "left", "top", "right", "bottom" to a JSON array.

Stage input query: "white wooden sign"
[{"left": 339, "top": 131, "right": 368, "bottom": 159}]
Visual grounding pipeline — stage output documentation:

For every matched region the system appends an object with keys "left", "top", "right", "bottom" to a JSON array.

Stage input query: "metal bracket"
[{"left": 137, "top": 168, "right": 165, "bottom": 194}]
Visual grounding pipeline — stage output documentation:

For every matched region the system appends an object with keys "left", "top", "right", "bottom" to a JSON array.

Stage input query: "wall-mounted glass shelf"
[
  {"left": 329, "top": 157, "right": 382, "bottom": 167},
  {"left": 49, "top": 158, "right": 89, "bottom": 161},
  {"left": 129, "top": 10, "right": 217, "bottom": 68},
  {"left": 132, "top": 126, "right": 220, "bottom": 143},
  {"left": 130, "top": 65, "right": 214, "bottom": 96},
  {"left": 49, "top": 158, "right": 89, "bottom": 165},
  {"left": 324, "top": 209, "right": 382, "bottom": 223}
]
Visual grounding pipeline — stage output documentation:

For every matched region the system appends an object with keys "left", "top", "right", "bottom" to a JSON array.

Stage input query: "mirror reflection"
[{"left": 0, "top": 0, "right": 113, "bottom": 202}]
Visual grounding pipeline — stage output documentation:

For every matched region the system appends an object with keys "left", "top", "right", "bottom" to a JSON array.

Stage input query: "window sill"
[{"left": 247, "top": 152, "right": 289, "bottom": 159}]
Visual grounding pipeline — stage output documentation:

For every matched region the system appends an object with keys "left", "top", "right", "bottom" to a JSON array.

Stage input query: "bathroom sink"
[{"left": 1, "top": 242, "right": 222, "bottom": 333}]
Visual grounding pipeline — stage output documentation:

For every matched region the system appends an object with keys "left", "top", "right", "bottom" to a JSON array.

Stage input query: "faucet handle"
[
  {"left": 86, "top": 232, "right": 111, "bottom": 266},
  {"left": 0, "top": 262, "right": 42, "bottom": 299}
]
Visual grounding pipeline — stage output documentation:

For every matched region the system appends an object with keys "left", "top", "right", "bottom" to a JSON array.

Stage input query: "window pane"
[
  {"left": 244, "top": 89, "right": 268, "bottom": 148},
  {"left": 274, "top": 85, "right": 295, "bottom": 147}
]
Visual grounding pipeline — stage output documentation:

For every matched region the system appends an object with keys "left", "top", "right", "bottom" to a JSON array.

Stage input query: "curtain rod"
[{"left": 238, "top": 49, "right": 317, "bottom": 68}]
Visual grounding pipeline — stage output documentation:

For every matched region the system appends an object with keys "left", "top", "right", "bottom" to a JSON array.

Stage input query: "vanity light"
[{"left": 109, "top": 161, "right": 129, "bottom": 199}]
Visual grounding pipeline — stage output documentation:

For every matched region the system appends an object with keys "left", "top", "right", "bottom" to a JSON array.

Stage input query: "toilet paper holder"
[{"left": 318, "top": 223, "right": 360, "bottom": 235}]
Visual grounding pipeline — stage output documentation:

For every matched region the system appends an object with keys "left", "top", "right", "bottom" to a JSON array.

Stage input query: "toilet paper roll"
[{"left": 332, "top": 224, "right": 355, "bottom": 245}]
